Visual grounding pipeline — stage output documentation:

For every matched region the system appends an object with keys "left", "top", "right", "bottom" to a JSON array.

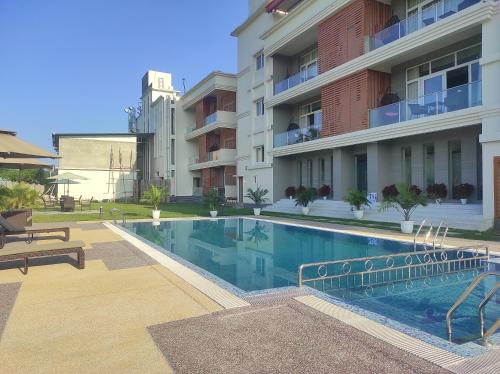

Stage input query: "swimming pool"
[{"left": 121, "top": 218, "right": 498, "bottom": 345}]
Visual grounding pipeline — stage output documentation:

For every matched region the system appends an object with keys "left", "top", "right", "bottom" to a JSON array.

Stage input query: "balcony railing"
[
  {"left": 370, "top": 0, "right": 480, "bottom": 51},
  {"left": 204, "top": 112, "right": 217, "bottom": 126},
  {"left": 274, "top": 64, "right": 318, "bottom": 95},
  {"left": 369, "top": 81, "right": 482, "bottom": 128},
  {"left": 274, "top": 123, "right": 321, "bottom": 148}
]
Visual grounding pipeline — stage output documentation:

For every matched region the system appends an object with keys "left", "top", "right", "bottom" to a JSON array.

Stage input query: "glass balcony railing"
[
  {"left": 274, "top": 123, "right": 321, "bottom": 148},
  {"left": 274, "top": 63, "right": 318, "bottom": 95},
  {"left": 369, "top": 81, "right": 482, "bottom": 128},
  {"left": 204, "top": 112, "right": 217, "bottom": 126},
  {"left": 370, "top": 0, "right": 480, "bottom": 51}
]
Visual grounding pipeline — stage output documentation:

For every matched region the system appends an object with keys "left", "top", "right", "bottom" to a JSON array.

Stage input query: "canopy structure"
[
  {"left": 0, "top": 129, "right": 59, "bottom": 159},
  {"left": 47, "top": 172, "right": 87, "bottom": 196},
  {"left": 0, "top": 158, "right": 53, "bottom": 170}
]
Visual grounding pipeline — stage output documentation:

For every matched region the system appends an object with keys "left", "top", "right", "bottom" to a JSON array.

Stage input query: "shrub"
[
  {"left": 380, "top": 182, "right": 428, "bottom": 222},
  {"left": 245, "top": 186, "right": 269, "bottom": 207},
  {"left": 318, "top": 185, "right": 331, "bottom": 197},
  {"left": 3, "top": 183, "right": 38, "bottom": 209},
  {"left": 453, "top": 183, "right": 474, "bottom": 199},
  {"left": 297, "top": 185, "right": 306, "bottom": 194},
  {"left": 409, "top": 185, "right": 422, "bottom": 196},
  {"left": 344, "top": 190, "right": 370, "bottom": 211},
  {"left": 295, "top": 188, "right": 317, "bottom": 208},
  {"left": 285, "top": 186, "right": 296, "bottom": 198},
  {"left": 382, "top": 184, "right": 398, "bottom": 199},
  {"left": 426, "top": 183, "right": 447, "bottom": 200}
]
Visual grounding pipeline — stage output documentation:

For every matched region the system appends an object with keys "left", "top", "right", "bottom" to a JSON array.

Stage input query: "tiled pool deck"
[{"left": 0, "top": 219, "right": 498, "bottom": 373}]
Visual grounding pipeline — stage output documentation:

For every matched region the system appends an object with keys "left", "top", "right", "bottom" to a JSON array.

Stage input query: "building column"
[
  {"left": 333, "top": 148, "right": 355, "bottom": 200},
  {"left": 479, "top": 11, "right": 500, "bottom": 226},
  {"left": 367, "top": 142, "right": 391, "bottom": 200}
]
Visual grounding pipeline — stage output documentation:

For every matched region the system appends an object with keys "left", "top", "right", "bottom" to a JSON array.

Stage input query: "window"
[
  {"left": 297, "top": 161, "right": 303, "bottom": 185},
  {"left": 255, "top": 146, "right": 264, "bottom": 163},
  {"left": 256, "top": 53, "right": 264, "bottom": 70},
  {"left": 300, "top": 49, "right": 318, "bottom": 82},
  {"left": 256, "top": 257, "right": 265, "bottom": 276},
  {"left": 307, "top": 160, "right": 313, "bottom": 187},
  {"left": 319, "top": 158, "right": 325, "bottom": 185},
  {"left": 423, "top": 144, "right": 435, "bottom": 187},
  {"left": 449, "top": 141, "right": 462, "bottom": 196},
  {"left": 299, "top": 100, "right": 322, "bottom": 127},
  {"left": 402, "top": 147, "right": 412, "bottom": 184},
  {"left": 170, "top": 108, "right": 175, "bottom": 135},
  {"left": 171, "top": 139, "right": 175, "bottom": 165},
  {"left": 256, "top": 98, "right": 264, "bottom": 116},
  {"left": 406, "top": 44, "right": 482, "bottom": 100},
  {"left": 158, "top": 78, "right": 164, "bottom": 89}
]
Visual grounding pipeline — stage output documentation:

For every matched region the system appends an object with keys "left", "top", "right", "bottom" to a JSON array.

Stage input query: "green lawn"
[{"left": 32, "top": 202, "right": 253, "bottom": 223}]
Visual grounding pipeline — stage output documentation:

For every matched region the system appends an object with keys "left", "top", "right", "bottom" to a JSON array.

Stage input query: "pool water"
[{"left": 122, "top": 218, "right": 498, "bottom": 343}]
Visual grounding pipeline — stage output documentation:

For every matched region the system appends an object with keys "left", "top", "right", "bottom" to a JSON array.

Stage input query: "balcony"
[
  {"left": 370, "top": 0, "right": 480, "bottom": 51},
  {"left": 185, "top": 111, "right": 237, "bottom": 140},
  {"left": 274, "top": 123, "right": 321, "bottom": 148},
  {"left": 369, "top": 81, "right": 482, "bottom": 128},
  {"left": 189, "top": 148, "right": 237, "bottom": 170},
  {"left": 274, "top": 63, "right": 318, "bottom": 95}
]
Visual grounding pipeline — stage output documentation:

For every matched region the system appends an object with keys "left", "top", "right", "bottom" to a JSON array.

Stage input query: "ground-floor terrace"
[
  {"left": 267, "top": 125, "right": 500, "bottom": 230},
  {"left": 191, "top": 165, "right": 237, "bottom": 200},
  {"left": 0, "top": 220, "right": 498, "bottom": 373}
]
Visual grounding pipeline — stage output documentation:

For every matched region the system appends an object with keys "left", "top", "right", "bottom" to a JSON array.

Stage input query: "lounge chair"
[
  {"left": 0, "top": 215, "right": 70, "bottom": 248},
  {"left": 79, "top": 196, "right": 94, "bottom": 211},
  {"left": 41, "top": 195, "right": 58, "bottom": 210},
  {"left": 0, "top": 240, "right": 85, "bottom": 274}
]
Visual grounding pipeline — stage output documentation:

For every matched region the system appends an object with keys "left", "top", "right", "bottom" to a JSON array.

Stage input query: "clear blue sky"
[{"left": 0, "top": 0, "right": 247, "bottom": 151}]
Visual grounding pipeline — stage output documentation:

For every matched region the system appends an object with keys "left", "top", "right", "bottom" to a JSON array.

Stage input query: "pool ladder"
[
  {"left": 413, "top": 219, "right": 448, "bottom": 251},
  {"left": 110, "top": 208, "right": 126, "bottom": 224},
  {"left": 446, "top": 271, "right": 499, "bottom": 345}
]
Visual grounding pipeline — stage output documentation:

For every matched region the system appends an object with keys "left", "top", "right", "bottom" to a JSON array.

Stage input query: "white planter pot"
[
  {"left": 322, "top": 196, "right": 327, "bottom": 200},
  {"left": 434, "top": 198, "right": 442, "bottom": 205},
  {"left": 460, "top": 198, "right": 468, "bottom": 205},
  {"left": 301, "top": 207, "right": 310, "bottom": 215},
  {"left": 210, "top": 210, "right": 218, "bottom": 218},
  {"left": 152, "top": 210, "right": 161, "bottom": 219},
  {"left": 253, "top": 208, "right": 261, "bottom": 216},
  {"left": 353, "top": 210, "right": 364, "bottom": 219},
  {"left": 288, "top": 196, "right": 293, "bottom": 200},
  {"left": 401, "top": 221, "right": 415, "bottom": 234},
  {"left": 152, "top": 220, "right": 160, "bottom": 227}
]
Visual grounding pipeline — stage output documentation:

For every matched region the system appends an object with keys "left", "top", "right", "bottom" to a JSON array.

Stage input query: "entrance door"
[
  {"left": 355, "top": 154, "right": 368, "bottom": 192},
  {"left": 494, "top": 157, "right": 500, "bottom": 218}
]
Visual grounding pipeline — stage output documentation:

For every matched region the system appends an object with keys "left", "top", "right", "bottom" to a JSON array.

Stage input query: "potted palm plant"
[
  {"left": 381, "top": 182, "right": 428, "bottom": 234},
  {"left": 453, "top": 183, "right": 474, "bottom": 205},
  {"left": 245, "top": 186, "right": 269, "bottom": 216},
  {"left": 295, "top": 188, "right": 316, "bottom": 215},
  {"left": 344, "top": 189, "right": 370, "bottom": 219},
  {"left": 318, "top": 185, "right": 331, "bottom": 200},
  {"left": 0, "top": 183, "right": 37, "bottom": 227},
  {"left": 142, "top": 185, "right": 167, "bottom": 219},
  {"left": 205, "top": 188, "right": 221, "bottom": 218}
]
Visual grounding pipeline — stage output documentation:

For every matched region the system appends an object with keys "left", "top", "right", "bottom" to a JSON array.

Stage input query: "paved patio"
[{"left": 0, "top": 220, "right": 497, "bottom": 373}]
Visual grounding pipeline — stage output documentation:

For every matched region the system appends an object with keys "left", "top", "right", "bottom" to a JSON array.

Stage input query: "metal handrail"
[
  {"left": 481, "top": 318, "right": 500, "bottom": 347},
  {"left": 110, "top": 208, "right": 126, "bottom": 224},
  {"left": 433, "top": 220, "right": 448, "bottom": 249},
  {"left": 446, "top": 271, "right": 498, "bottom": 341},
  {"left": 298, "top": 245, "right": 488, "bottom": 288},
  {"left": 413, "top": 219, "right": 432, "bottom": 251},
  {"left": 479, "top": 281, "right": 500, "bottom": 340}
]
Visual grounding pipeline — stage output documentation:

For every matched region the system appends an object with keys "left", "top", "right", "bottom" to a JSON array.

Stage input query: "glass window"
[
  {"left": 171, "top": 139, "right": 175, "bottom": 165},
  {"left": 431, "top": 54, "right": 455, "bottom": 73},
  {"left": 423, "top": 144, "right": 435, "bottom": 187},
  {"left": 255, "top": 146, "right": 264, "bottom": 163},
  {"left": 449, "top": 141, "right": 462, "bottom": 196},
  {"left": 297, "top": 161, "right": 303, "bottom": 185},
  {"left": 307, "top": 160, "right": 313, "bottom": 187},
  {"left": 256, "top": 98, "right": 265, "bottom": 116},
  {"left": 256, "top": 53, "right": 264, "bottom": 70},
  {"left": 402, "top": 147, "right": 412, "bottom": 184},
  {"left": 319, "top": 158, "right": 325, "bottom": 184},
  {"left": 457, "top": 45, "right": 481, "bottom": 65},
  {"left": 158, "top": 78, "right": 164, "bottom": 89},
  {"left": 170, "top": 108, "right": 175, "bottom": 135}
]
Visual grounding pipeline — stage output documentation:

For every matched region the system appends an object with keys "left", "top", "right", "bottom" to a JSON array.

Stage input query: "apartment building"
[
  {"left": 134, "top": 0, "right": 500, "bottom": 230},
  {"left": 227, "top": 0, "right": 500, "bottom": 230}
]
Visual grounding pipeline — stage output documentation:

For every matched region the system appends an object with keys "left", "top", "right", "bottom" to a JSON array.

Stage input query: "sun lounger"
[
  {"left": 0, "top": 240, "right": 85, "bottom": 274},
  {"left": 0, "top": 215, "right": 70, "bottom": 248}
]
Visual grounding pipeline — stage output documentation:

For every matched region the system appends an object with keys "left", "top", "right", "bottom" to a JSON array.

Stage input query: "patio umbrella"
[
  {"left": 47, "top": 172, "right": 88, "bottom": 196},
  {"left": 0, "top": 129, "right": 59, "bottom": 159}
]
